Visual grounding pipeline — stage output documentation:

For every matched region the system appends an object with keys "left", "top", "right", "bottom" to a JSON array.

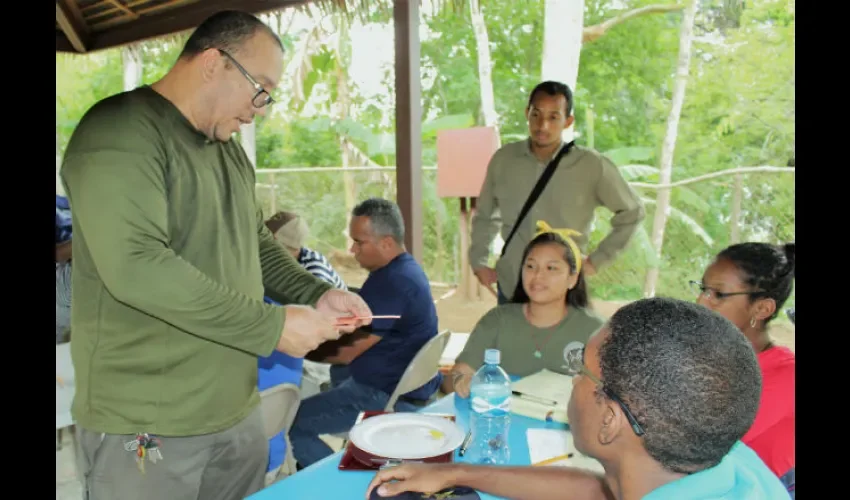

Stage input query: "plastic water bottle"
[{"left": 468, "top": 348, "right": 511, "bottom": 464}]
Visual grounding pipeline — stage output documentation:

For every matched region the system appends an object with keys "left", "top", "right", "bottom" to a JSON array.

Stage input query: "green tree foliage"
[{"left": 55, "top": 0, "right": 794, "bottom": 312}]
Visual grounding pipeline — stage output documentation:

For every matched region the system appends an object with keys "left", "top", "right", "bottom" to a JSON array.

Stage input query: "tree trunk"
[
  {"left": 122, "top": 44, "right": 142, "bottom": 92},
  {"left": 469, "top": 0, "right": 498, "bottom": 135},
  {"left": 583, "top": 4, "right": 684, "bottom": 44},
  {"left": 542, "top": 0, "right": 583, "bottom": 143},
  {"left": 336, "top": 58, "right": 356, "bottom": 220},
  {"left": 642, "top": 0, "right": 698, "bottom": 297},
  {"left": 334, "top": 22, "right": 357, "bottom": 251}
]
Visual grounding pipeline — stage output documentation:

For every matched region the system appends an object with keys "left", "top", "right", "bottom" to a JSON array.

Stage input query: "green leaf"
[
  {"left": 421, "top": 113, "right": 475, "bottom": 139},
  {"left": 305, "top": 116, "right": 332, "bottom": 132},
  {"left": 367, "top": 133, "right": 396, "bottom": 157},
  {"left": 632, "top": 225, "right": 663, "bottom": 267},
  {"left": 603, "top": 146, "right": 655, "bottom": 166},
  {"left": 619, "top": 164, "right": 659, "bottom": 181},
  {"left": 672, "top": 186, "right": 711, "bottom": 214},
  {"left": 641, "top": 197, "right": 714, "bottom": 246},
  {"left": 593, "top": 215, "right": 661, "bottom": 267}
]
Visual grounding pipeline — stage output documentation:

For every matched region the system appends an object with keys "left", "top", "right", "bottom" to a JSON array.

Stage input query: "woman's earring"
[{"left": 749, "top": 317, "right": 757, "bottom": 328}]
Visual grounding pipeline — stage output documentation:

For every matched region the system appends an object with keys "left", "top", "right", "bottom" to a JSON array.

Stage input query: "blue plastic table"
[{"left": 246, "top": 392, "right": 568, "bottom": 500}]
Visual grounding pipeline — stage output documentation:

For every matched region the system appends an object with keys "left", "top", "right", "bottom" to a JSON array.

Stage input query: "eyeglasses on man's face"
[
  {"left": 564, "top": 342, "right": 645, "bottom": 437},
  {"left": 217, "top": 49, "right": 276, "bottom": 108}
]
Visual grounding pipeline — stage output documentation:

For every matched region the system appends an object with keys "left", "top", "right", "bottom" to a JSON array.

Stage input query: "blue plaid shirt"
[
  {"left": 56, "top": 195, "right": 72, "bottom": 244},
  {"left": 56, "top": 195, "right": 73, "bottom": 340}
]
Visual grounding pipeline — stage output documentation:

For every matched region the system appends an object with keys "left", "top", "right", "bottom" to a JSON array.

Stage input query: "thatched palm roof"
[
  {"left": 56, "top": 0, "right": 323, "bottom": 53},
  {"left": 56, "top": 0, "right": 474, "bottom": 53}
]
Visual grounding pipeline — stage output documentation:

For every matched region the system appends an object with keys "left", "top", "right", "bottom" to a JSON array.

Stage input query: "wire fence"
[{"left": 255, "top": 165, "right": 794, "bottom": 322}]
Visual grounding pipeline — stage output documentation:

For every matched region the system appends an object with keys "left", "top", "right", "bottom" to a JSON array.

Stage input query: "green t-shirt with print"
[{"left": 456, "top": 303, "right": 605, "bottom": 377}]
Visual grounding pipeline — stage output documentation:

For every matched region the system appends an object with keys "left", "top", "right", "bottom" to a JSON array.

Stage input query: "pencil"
[
  {"left": 335, "top": 315, "right": 401, "bottom": 324},
  {"left": 532, "top": 453, "right": 574, "bottom": 466}
]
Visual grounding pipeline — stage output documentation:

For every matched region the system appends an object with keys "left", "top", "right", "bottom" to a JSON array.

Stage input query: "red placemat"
[{"left": 338, "top": 410, "right": 457, "bottom": 471}]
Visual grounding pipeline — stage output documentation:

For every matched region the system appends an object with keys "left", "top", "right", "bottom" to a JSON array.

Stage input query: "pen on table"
[
  {"left": 512, "top": 391, "right": 558, "bottom": 407},
  {"left": 532, "top": 453, "right": 574, "bottom": 466},
  {"left": 458, "top": 431, "right": 472, "bottom": 457}
]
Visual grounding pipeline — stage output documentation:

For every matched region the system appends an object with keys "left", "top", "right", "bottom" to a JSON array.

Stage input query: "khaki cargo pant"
[{"left": 75, "top": 405, "right": 268, "bottom": 500}]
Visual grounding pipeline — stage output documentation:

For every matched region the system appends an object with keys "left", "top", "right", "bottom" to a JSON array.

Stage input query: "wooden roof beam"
[
  {"left": 57, "top": 0, "right": 306, "bottom": 53},
  {"left": 56, "top": 0, "right": 91, "bottom": 53}
]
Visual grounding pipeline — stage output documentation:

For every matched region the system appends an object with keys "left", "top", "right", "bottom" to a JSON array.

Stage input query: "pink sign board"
[{"left": 436, "top": 126, "right": 500, "bottom": 198}]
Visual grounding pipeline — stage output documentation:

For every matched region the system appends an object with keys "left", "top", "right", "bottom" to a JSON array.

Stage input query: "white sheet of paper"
[
  {"left": 512, "top": 369, "right": 574, "bottom": 404},
  {"left": 440, "top": 332, "right": 470, "bottom": 366},
  {"left": 526, "top": 428, "right": 605, "bottom": 473}
]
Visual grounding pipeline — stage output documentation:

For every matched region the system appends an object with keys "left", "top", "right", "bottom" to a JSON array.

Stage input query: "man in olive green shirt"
[
  {"left": 60, "top": 11, "right": 371, "bottom": 500},
  {"left": 470, "top": 81, "right": 645, "bottom": 303}
]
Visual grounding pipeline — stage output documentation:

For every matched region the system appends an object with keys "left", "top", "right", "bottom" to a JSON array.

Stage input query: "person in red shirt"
[{"left": 692, "top": 241, "right": 795, "bottom": 497}]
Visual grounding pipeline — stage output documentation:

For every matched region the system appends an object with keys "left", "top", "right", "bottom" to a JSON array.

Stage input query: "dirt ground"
[{"left": 332, "top": 259, "right": 796, "bottom": 353}]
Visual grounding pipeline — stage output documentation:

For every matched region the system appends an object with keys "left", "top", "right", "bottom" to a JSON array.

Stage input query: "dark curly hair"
[
  {"left": 716, "top": 242, "right": 795, "bottom": 323},
  {"left": 510, "top": 232, "right": 589, "bottom": 308},
  {"left": 600, "top": 297, "right": 761, "bottom": 474}
]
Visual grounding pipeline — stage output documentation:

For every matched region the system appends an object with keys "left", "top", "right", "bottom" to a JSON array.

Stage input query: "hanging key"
[{"left": 144, "top": 435, "right": 164, "bottom": 464}]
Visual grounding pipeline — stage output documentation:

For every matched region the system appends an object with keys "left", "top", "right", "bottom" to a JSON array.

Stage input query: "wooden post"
[
  {"left": 459, "top": 198, "right": 472, "bottom": 300},
  {"left": 458, "top": 197, "right": 484, "bottom": 301},
  {"left": 468, "top": 197, "right": 483, "bottom": 300},
  {"left": 393, "top": 0, "right": 424, "bottom": 262}
]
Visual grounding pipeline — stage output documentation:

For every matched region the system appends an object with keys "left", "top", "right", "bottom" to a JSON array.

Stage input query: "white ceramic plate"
[{"left": 348, "top": 413, "right": 466, "bottom": 460}]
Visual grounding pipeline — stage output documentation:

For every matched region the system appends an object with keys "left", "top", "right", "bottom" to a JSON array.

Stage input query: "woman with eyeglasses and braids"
[{"left": 693, "top": 242, "right": 795, "bottom": 497}]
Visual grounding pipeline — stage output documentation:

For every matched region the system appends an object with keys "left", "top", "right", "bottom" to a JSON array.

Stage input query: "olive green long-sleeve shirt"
[
  {"left": 60, "top": 86, "right": 332, "bottom": 436},
  {"left": 469, "top": 139, "right": 645, "bottom": 297}
]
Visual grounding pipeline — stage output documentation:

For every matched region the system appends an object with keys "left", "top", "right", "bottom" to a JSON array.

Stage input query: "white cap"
[{"left": 484, "top": 348, "right": 501, "bottom": 365}]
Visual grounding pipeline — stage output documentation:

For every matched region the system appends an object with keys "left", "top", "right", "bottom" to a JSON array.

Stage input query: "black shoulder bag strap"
[{"left": 500, "top": 140, "right": 575, "bottom": 257}]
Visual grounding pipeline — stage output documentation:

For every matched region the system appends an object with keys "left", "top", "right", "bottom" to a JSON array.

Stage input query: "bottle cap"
[{"left": 484, "top": 348, "right": 501, "bottom": 365}]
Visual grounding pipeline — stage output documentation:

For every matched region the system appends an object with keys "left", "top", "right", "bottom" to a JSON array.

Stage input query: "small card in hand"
[{"left": 368, "top": 486, "right": 481, "bottom": 500}]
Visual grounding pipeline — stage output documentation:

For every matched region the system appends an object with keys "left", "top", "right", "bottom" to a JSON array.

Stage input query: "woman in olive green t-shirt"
[{"left": 450, "top": 223, "right": 604, "bottom": 397}]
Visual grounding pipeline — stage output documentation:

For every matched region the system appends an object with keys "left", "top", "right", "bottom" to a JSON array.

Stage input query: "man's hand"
[
  {"left": 315, "top": 289, "right": 373, "bottom": 333},
  {"left": 276, "top": 304, "right": 341, "bottom": 357},
  {"left": 473, "top": 266, "right": 498, "bottom": 289},
  {"left": 453, "top": 372, "right": 473, "bottom": 398},
  {"left": 56, "top": 240, "right": 72, "bottom": 263},
  {"left": 365, "top": 463, "right": 457, "bottom": 499}
]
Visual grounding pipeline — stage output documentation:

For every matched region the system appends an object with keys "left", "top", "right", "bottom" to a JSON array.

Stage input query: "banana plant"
[{"left": 597, "top": 147, "right": 714, "bottom": 266}]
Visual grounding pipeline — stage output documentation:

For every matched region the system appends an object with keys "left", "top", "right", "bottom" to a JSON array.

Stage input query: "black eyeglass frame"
[
  {"left": 217, "top": 48, "right": 275, "bottom": 108},
  {"left": 565, "top": 345, "right": 646, "bottom": 437},
  {"left": 689, "top": 280, "right": 768, "bottom": 304}
]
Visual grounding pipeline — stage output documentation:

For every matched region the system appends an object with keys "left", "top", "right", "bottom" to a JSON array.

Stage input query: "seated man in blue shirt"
[
  {"left": 289, "top": 197, "right": 441, "bottom": 469},
  {"left": 367, "top": 298, "right": 789, "bottom": 500}
]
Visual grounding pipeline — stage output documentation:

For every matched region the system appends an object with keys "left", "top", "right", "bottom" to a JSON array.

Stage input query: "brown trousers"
[{"left": 75, "top": 405, "right": 268, "bottom": 500}]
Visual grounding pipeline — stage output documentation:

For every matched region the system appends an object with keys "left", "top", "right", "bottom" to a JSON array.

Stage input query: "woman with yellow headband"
[{"left": 447, "top": 221, "right": 605, "bottom": 397}]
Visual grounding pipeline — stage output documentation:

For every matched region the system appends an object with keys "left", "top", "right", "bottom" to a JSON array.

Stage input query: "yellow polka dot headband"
[{"left": 533, "top": 220, "right": 583, "bottom": 274}]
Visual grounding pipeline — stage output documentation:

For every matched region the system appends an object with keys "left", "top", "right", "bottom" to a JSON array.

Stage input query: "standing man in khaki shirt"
[{"left": 470, "top": 81, "right": 645, "bottom": 303}]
